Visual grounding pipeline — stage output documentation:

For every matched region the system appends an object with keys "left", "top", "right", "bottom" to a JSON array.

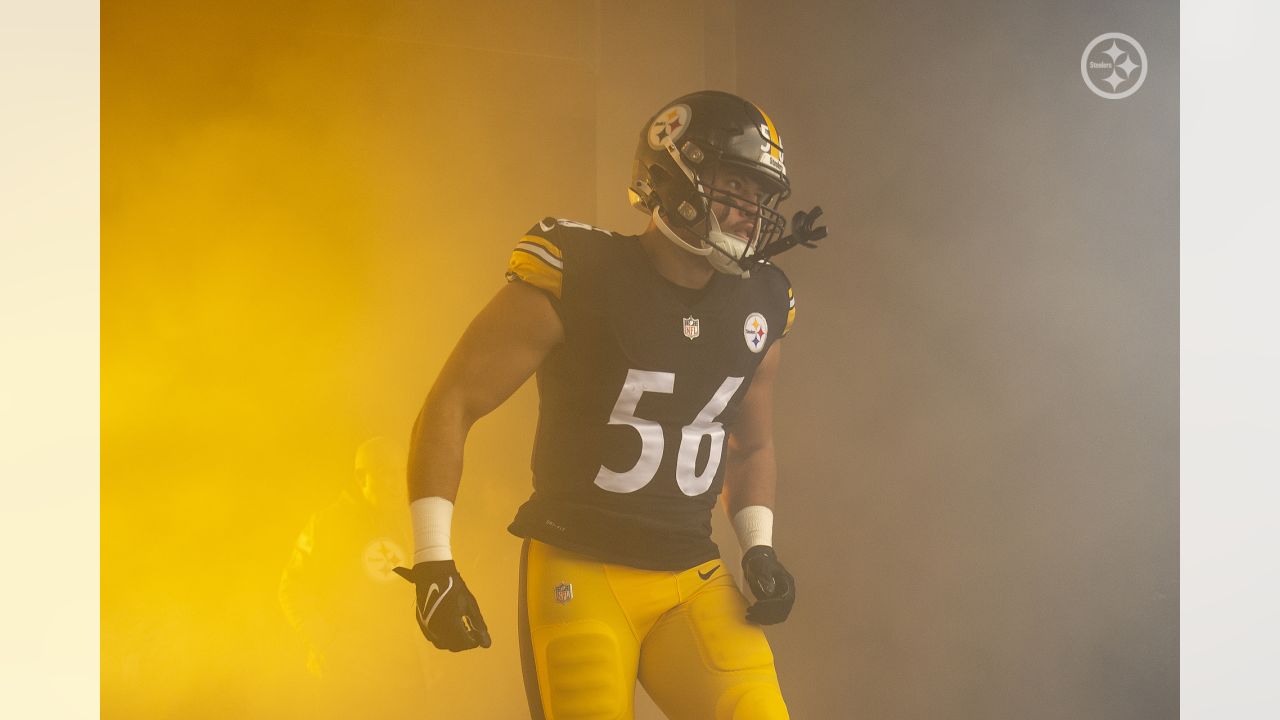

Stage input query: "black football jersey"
[{"left": 504, "top": 218, "right": 796, "bottom": 570}]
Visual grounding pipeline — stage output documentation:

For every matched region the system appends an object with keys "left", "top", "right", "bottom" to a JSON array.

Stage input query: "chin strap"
[
  {"left": 653, "top": 206, "right": 712, "bottom": 256},
  {"left": 704, "top": 209, "right": 753, "bottom": 277}
]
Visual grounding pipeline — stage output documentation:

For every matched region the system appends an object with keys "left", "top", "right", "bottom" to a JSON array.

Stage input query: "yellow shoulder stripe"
[
  {"left": 507, "top": 238, "right": 563, "bottom": 299},
  {"left": 517, "top": 234, "right": 562, "bottom": 261},
  {"left": 783, "top": 287, "right": 795, "bottom": 336}
]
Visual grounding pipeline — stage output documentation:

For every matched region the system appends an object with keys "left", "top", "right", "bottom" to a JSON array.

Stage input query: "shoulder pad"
[
  {"left": 784, "top": 283, "right": 796, "bottom": 337},
  {"left": 757, "top": 262, "right": 796, "bottom": 337},
  {"left": 539, "top": 217, "right": 614, "bottom": 237},
  {"left": 506, "top": 219, "right": 565, "bottom": 299}
]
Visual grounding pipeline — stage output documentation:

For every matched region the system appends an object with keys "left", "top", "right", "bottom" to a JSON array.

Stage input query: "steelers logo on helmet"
[
  {"left": 743, "top": 312, "right": 769, "bottom": 353},
  {"left": 647, "top": 104, "right": 692, "bottom": 150}
]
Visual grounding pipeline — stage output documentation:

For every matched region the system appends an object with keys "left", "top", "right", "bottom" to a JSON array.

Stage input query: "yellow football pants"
[{"left": 518, "top": 539, "right": 789, "bottom": 720}]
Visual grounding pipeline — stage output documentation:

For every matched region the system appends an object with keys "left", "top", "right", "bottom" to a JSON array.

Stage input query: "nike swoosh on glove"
[
  {"left": 741, "top": 545, "right": 796, "bottom": 625},
  {"left": 393, "top": 561, "right": 492, "bottom": 651}
]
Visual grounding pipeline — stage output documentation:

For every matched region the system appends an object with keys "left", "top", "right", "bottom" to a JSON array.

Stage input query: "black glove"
[
  {"left": 393, "top": 561, "right": 491, "bottom": 651},
  {"left": 741, "top": 545, "right": 796, "bottom": 625}
]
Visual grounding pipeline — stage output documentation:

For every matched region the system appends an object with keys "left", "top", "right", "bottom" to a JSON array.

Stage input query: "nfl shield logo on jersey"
[
  {"left": 554, "top": 582, "right": 574, "bottom": 604},
  {"left": 683, "top": 316, "right": 700, "bottom": 340}
]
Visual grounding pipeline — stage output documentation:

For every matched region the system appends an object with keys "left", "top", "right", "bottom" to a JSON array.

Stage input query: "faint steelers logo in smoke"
[
  {"left": 1081, "top": 33, "right": 1148, "bottom": 100},
  {"left": 363, "top": 537, "right": 407, "bottom": 583}
]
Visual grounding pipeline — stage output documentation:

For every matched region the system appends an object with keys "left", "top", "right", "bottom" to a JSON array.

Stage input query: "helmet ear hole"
[
  {"left": 645, "top": 166, "right": 675, "bottom": 212},
  {"left": 645, "top": 165, "right": 698, "bottom": 224},
  {"left": 647, "top": 164, "right": 672, "bottom": 186}
]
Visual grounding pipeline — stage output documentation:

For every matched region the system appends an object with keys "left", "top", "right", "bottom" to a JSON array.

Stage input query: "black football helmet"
[{"left": 630, "top": 90, "right": 794, "bottom": 276}]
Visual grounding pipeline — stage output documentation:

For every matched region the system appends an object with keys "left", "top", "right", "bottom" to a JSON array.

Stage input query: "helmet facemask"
[
  {"left": 645, "top": 143, "right": 790, "bottom": 277},
  {"left": 696, "top": 161, "right": 789, "bottom": 276}
]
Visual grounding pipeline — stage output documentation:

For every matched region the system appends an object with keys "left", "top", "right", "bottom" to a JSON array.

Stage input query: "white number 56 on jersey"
[{"left": 593, "top": 369, "right": 744, "bottom": 496}]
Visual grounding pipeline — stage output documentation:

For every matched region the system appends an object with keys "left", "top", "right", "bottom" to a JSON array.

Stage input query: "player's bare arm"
[
  {"left": 724, "top": 340, "right": 782, "bottom": 515},
  {"left": 395, "top": 279, "right": 563, "bottom": 652},
  {"left": 407, "top": 280, "right": 564, "bottom": 502},
  {"left": 723, "top": 340, "right": 797, "bottom": 625}
]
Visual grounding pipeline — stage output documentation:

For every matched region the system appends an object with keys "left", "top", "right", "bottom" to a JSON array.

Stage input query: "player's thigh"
[
  {"left": 637, "top": 578, "right": 789, "bottom": 720},
  {"left": 519, "top": 540, "right": 641, "bottom": 720}
]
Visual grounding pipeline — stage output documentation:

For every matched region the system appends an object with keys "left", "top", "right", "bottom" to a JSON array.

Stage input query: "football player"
[{"left": 396, "top": 90, "right": 826, "bottom": 719}]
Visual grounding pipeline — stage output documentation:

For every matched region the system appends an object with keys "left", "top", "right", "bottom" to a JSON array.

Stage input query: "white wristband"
[
  {"left": 732, "top": 505, "right": 774, "bottom": 551},
  {"left": 410, "top": 496, "right": 454, "bottom": 563}
]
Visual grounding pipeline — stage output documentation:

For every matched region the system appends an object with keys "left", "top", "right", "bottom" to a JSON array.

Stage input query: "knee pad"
[
  {"left": 533, "top": 621, "right": 628, "bottom": 719},
  {"left": 718, "top": 682, "right": 790, "bottom": 720}
]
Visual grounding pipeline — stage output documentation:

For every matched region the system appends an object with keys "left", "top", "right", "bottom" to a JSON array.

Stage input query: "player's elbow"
[
  {"left": 417, "top": 384, "right": 473, "bottom": 435},
  {"left": 727, "top": 429, "right": 774, "bottom": 460}
]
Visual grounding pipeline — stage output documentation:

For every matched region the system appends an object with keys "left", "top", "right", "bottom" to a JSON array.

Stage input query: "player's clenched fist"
[
  {"left": 394, "top": 561, "right": 491, "bottom": 651},
  {"left": 741, "top": 545, "right": 796, "bottom": 625}
]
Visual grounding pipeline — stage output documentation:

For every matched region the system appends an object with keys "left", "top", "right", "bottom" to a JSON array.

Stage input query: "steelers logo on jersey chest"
[{"left": 744, "top": 312, "right": 768, "bottom": 353}]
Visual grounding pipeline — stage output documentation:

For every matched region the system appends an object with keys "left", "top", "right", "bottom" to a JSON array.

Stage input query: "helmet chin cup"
[
  {"left": 705, "top": 230, "right": 750, "bottom": 276},
  {"left": 703, "top": 210, "right": 751, "bottom": 277}
]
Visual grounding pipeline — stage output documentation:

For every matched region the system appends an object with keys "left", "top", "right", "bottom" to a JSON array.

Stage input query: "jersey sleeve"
[
  {"left": 505, "top": 218, "right": 564, "bottom": 300},
  {"left": 762, "top": 262, "right": 796, "bottom": 338},
  {"left": 783, "top": 282, "right": 796, "bottom": 337}
]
